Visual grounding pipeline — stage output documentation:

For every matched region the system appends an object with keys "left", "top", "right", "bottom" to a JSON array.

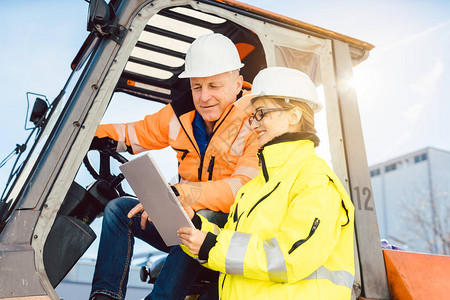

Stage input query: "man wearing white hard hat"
[
  {"left": 179, "top": 67, "right": 355, "bottom": 299},
  {"left": 89, "top": 33, "right": 259, "bottom": 300}
]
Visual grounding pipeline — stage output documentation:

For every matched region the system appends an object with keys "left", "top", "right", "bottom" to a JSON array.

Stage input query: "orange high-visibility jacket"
[{"left": 95, "top": 95, "right": 259, "bottom": 213}]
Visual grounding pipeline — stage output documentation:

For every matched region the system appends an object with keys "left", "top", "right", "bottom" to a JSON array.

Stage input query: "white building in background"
[{"left": 369, "top": 147, "right": 450, "bottom": 255}]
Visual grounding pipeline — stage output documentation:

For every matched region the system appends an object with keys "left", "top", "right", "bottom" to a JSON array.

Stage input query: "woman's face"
[{"left": 250, "top": 98, "right": 300, "bottom": 148}]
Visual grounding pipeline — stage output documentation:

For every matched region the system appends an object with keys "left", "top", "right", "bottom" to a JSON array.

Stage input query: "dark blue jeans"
[{"left": 90, "top": 197, "right": 227, "bottom": 300}]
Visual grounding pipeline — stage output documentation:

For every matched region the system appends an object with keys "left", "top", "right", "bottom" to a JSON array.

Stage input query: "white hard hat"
[
  {"left": 179, "top": 33, "right": 244, "bottom": 78},
  {"left": 243, "top": 67, "right": 322, "bottom": 113}
]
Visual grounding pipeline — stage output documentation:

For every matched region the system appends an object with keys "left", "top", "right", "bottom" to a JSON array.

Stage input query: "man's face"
[{"left": 190, "top": 71, "right": 243, "bottom": 123}]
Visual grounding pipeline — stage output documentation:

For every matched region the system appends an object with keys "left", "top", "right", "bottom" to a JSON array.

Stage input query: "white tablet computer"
[{"left": 119, "top": 153, "right": 194, "bottom": 246}]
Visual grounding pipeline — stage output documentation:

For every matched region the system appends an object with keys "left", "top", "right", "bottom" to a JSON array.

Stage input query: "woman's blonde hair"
[{"left": 275, "top": 98, "right": 317, "bottom": 134}]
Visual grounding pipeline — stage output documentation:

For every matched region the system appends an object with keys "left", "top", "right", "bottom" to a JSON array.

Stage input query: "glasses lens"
[
  {"left": 255, "top": 110, "right": 264, "bottom": 121},
  {"left": 249, "top": 108, "right": 289, "bottom": 125},
  {"left": 249, "top": 114, "right": 255, "bottom": 125}
]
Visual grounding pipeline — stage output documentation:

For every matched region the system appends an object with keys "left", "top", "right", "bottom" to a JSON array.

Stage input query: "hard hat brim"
[
  {"left": 178, "top": 63, "right": 244, "bottom": 78},
  {"left": 241, "top": 93, "right": 322, "bottom": 113}
]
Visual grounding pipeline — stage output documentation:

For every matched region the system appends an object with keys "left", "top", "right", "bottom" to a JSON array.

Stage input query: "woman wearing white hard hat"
[{"left": 179, "top": 67, "right": 355, "bottom": 299}]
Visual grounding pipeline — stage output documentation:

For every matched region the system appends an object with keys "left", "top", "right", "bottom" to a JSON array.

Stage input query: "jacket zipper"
[
  {"left": 246, "top": 182, "right": 281, "bottom": 217},
  {"left": 198, "top": 107, "right": 234, "bottom": 180},
  {"left": 231, "top": 203, "right": 239, "bottom": 222},
  {"left": 174, "top": 114, "right": 200, "bottom": 157},
  {"left": 288, "top": 218, "right": 320, "bottom": 254},
  {"left": 257, "top": 149, "right": 269, "bottom": 182},
  {"left": 234, "top": 212, "right": 244, "bottom": 230},
  {"left": 230, "top": 192, "right": 244, "bottom": 223},
  {"left": 207, "top": 156, "right": 215, "bottom": 180},
  {"left": 220, "top": 274, "right": 227, "bottom": 300}
]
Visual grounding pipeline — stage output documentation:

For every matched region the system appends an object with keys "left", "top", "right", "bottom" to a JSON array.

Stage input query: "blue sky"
[
  {"left": 1, "top": 0, "right": 449, "bottom": 197},
  {"left": 0, "top": 0, "right": 449, "bottom": 285}
]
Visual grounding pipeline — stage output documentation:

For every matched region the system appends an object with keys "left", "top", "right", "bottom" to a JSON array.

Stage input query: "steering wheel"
[{"left": 83, "top": 147, "right": 129, "bottom": 199}]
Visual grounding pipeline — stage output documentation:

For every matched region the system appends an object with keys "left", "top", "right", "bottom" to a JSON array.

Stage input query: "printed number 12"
[{"left": 353, "top": 186, "right": 374, "bottom": 211}]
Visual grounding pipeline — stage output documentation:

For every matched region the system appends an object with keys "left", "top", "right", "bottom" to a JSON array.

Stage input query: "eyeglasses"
[{"left": 248, "top": 108, "right": 290, "bottom": 125}]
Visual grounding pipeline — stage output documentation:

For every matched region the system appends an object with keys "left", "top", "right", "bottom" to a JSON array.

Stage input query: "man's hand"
[
  {"left": 127, "top": 203, "right": 151, "bottom": 230},
  {"left": 89, "top": 136, "right": 117, "bottom": 150},
  {"left": 177, "top": 227, "right": 207, "bottom": 255},
  {"left": 127, "top": 197, "right": 193, "bottom": 231},
  {"left": 183, "top": 206, "right": 195, "bottom": 220},
  {"left": 173, "top": 185, "right": 194, "bottom": 219}
]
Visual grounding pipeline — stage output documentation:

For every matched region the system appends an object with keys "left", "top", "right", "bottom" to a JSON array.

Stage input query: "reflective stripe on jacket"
[
  {"left": 188, "top": 139, "right": 355, "bottom": 299},
  {"left": 95, "top": 95, "right": 259, "bottom": 213}
]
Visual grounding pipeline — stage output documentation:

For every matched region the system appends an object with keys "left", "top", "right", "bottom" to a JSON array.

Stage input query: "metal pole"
[{"left": 332, "top": 39, "right": 390, "bottom": 299}]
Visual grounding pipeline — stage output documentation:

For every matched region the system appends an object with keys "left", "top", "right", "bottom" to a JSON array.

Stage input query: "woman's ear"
[{"left": 288, "top": 107, "right": 302, "bottom": 126}]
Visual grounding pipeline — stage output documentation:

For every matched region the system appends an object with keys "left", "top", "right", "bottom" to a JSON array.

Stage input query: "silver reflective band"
[
  {"left": 116, "top": 141, "right": 127, "bottom": 153},
  {"left": 113, "top": 124, "right": 126, "bottom": 143},
  {"left": 225, "top": 232, "right": 251, "bottom": 275},
  {"left": 168, "top": 113, "right": 181, "bottom": 140},
  {"left": 193, "top": 257, "right": 207, "bottom": 264},
  {"left": 304, "top": 266, "right": 354, "bottom": 289},
  {"left": 127, "top": 122, "right": 147, "bottom": 153},
  {"left": 263, "top": 237, "right": 288, "bottom": 282}
]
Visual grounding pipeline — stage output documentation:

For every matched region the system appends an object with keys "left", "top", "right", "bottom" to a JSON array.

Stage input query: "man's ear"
[
  {"left": 288, "top": 107, "right": 302, "bottom": 126},
  {"left": 235, "top": 74, "right": 244, "bottom": 95}
]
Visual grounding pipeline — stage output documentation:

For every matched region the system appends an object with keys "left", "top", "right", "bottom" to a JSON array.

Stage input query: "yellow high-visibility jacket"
[
  {"left": 187, "top": 136, "right": 355, "bottom": 299},
  {"left": 95, "top": 95, "right": 259, "bottom": 213}
]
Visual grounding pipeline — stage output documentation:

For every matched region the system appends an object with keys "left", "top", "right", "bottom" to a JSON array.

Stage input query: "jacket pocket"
[
  {"left": 172, "top": 147, "right": 189, "bottom": 160},
  {"left": 288, "top": 218, "right": 320, "bottom": 254},
  {"left": 247, "top": 182, "right": 281, "bottom": 217}
]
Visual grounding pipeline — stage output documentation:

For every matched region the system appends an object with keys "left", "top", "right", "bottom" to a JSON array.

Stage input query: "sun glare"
[{"left": 351, "top": 65, "right": 374, "bottom": 98}]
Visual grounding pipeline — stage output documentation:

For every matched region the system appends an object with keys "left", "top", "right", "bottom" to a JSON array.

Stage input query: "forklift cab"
[{"left": 0, "top": 0, "right": 390, "bottom": 299}]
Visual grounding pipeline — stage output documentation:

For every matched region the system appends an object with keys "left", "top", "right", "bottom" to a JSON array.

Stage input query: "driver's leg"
[
  {"left": 147, "top": 245, "right": 202, "bottom": 300},
  {"left": 90, "top": 197, "right": 170, "bottom": 300},
  {"left": 146, "top": 209, "right": 228, "bottom": 300}
]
